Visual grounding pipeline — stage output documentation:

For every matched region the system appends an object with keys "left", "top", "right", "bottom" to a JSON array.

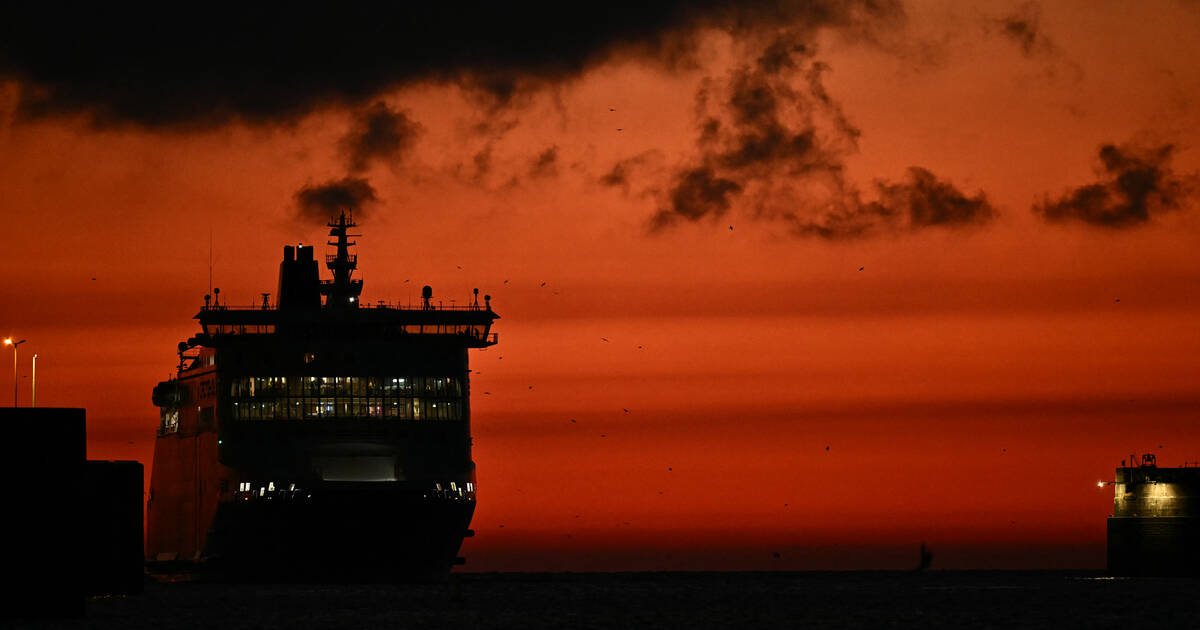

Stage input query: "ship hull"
[{"left": 203, "top": 483, "right": 474, "bottom": 581}]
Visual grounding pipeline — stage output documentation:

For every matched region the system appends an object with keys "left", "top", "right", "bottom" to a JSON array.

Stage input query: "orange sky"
[{"left": 2, "top": 0, "right": 1200, "bottom": 570}]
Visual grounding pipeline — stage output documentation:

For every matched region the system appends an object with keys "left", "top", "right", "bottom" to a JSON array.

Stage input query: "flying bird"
[
  {"left": 601, "top": 337, "right": 609, "bottom": 342},
  {"left": 858, "top": 266, "right": 864, "bottom": 271},
  {"left": 825, "top": 445, "right": 830, "bottom": 451},
  {"left": 623, "top": 408, "right": 630, "bottom": 413}
]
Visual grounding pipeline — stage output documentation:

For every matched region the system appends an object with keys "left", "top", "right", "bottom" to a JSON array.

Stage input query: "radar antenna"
[{"left": 321, "top": 210, "right": 364, "bottom": 308}]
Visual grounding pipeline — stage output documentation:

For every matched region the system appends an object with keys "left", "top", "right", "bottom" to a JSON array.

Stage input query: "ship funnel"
[{"left": 278, "top": 244, "right": 321, "bottom": 309}]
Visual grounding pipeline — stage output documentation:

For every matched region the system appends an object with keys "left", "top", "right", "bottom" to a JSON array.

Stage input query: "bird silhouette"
[
  {"left": 729, "top": 226, "right": 733, "bottom": 230},
  {"left": 623, "top": 408, "right": 630, "bottom": 413},
  {"left": 601, "top": 337, "right": 609, "bottom": 342},
  {"left": 457, "top": 265, "right": 463, "bottom": 270},
  {"left": 858, "top": 266, "right": 864, "bottom": 271},
  {"left": 609, "top": 108, "right": 615, "bottom": 111},
  {"left": 540, "top": 282, "right": 547, "bottom": 287},
  {"left": 503, "top": 280, "right": 509, "bottom": 284},
  {"left": 825, "top": 445, "right": 830, "bottom": 451}
]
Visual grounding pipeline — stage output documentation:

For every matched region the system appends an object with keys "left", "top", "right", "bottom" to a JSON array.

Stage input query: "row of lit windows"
[
  {"left": 207, "top": 324, "right": 277, "bottom": 335},
  {"left": 427, "top": 481, "right": 475, "bottom": 501},
  {"left": 231, "top": 376, "right": 464, "bottom": 399},
  {"left": 231, "top": 397, "right": 464, "bottom": 421}
]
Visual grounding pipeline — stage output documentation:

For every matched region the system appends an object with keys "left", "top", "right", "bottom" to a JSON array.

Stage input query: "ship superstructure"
[{"left": 148, "top": 212, "right": 498, "bottom": 579}]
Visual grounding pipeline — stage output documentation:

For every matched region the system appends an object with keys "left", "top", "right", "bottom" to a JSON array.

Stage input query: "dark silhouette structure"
[
  {"left": 1, "top": 408, "right": 143, "bottom": 619},
  {"left": 85, "top": 460, "right": 145, "bottom": 596},
  {"left": 147, "top": 212, "right": 499, "bottom": 580},
  {"left": 2, "top": 407, "right": 85, "bottom": 618},
  {"left": 1107, "top": 454, "right": 1200, "bottom": 576}
]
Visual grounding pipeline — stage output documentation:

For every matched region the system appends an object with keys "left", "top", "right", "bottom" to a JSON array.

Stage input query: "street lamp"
[{"left": 4, "top": 338, "right": 26, "bottom": 407}]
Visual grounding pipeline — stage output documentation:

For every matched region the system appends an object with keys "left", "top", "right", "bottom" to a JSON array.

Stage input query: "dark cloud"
[
  {"left": 529, "top": 146, "right": 559, "bottom": 178},
  {"left": 784, "top": 169, "right": 994, "bottom": 238},
  {"left": 599, "top": 151, "right": 661, "bottom": 189},
  {"left": 294, "top": 177, "right": 379, "bottom": 223},
  {"left": 653, "top": 26, "right": 992, "bottom": 238},
  {"left": 876, "top": 167, "right": 995, "bottom": 228},
  {"left": 0, "top": 2, "right": 903, "bottom": 129},
  {"left": 653, "top": 34, "right": 852, "bottom": 229},
  {"left": 994, "top": 2, "right": 1057, "bottom": 57},
  {"left": 652, "top": 167, "right": 742, "bottom": 229},
  {"left": 1034, "top": 143, "right": 1194, "bottom": 227},
  {"left": 340, "top": 102, "right": 421, "bottom": 173}
]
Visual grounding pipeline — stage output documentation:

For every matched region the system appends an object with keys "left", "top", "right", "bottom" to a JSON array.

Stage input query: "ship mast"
[{"left": 322, "top": 210, "right": 364, "bottom": 308}]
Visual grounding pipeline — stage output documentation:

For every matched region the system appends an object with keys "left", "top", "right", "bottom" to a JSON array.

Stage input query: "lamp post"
[
  {"left": 31, "top": 354, "right": 37, "bottom": 408},
  {"left": 4, "top": 338, "right": 26, "bottom": 407}
]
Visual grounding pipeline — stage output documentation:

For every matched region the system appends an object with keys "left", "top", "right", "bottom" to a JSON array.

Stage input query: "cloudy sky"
[{"left": 2, "top": 0, "right": 1199, "bottom": 569}]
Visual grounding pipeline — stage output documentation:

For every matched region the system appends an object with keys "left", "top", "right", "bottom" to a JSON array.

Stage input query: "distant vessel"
[
  {"left": 1106, "top": 454, "right": 1200, "bottom": 576},
  {"left": 147, "top": 212, "right": 499, "bottom": 579}
]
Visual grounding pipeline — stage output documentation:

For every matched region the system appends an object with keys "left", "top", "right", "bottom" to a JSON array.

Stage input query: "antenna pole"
[
  {"left": 31, "top": 354, "right": 36, "bottom": 408},
  {"left": 209, "top": 228, "right": 213, "bottom": 296}
]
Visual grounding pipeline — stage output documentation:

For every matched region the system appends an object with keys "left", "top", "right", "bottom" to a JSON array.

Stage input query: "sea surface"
[{"left": 21, "top": 571, "right": 1200, "bottom": 629}]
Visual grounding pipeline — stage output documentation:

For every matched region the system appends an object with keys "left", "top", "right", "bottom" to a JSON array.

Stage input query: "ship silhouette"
[{"left": 147, "top": 212, "right": 498, "bottom": 580}]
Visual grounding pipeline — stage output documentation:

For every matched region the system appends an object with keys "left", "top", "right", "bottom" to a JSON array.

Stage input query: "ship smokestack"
[{"left": 277, "top": 244, "right": 321, "bottom": 308}]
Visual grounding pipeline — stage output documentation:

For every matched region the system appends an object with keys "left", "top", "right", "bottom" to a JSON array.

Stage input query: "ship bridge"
[{"left": 185, "top": 211, "right": 498, "bottom": 350}]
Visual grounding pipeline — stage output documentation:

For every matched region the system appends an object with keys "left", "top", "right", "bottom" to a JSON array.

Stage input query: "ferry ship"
[{"left": 147, "top": 212, "right": 498, "bottom": 579}]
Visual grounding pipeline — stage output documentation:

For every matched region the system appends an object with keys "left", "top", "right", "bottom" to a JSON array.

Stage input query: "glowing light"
[
  {"left": 2, "top": 338, "right": 9, "bottom": 345},
  {"left": 1098, "top": 481, "right": 1104, "bottom": 487}
]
